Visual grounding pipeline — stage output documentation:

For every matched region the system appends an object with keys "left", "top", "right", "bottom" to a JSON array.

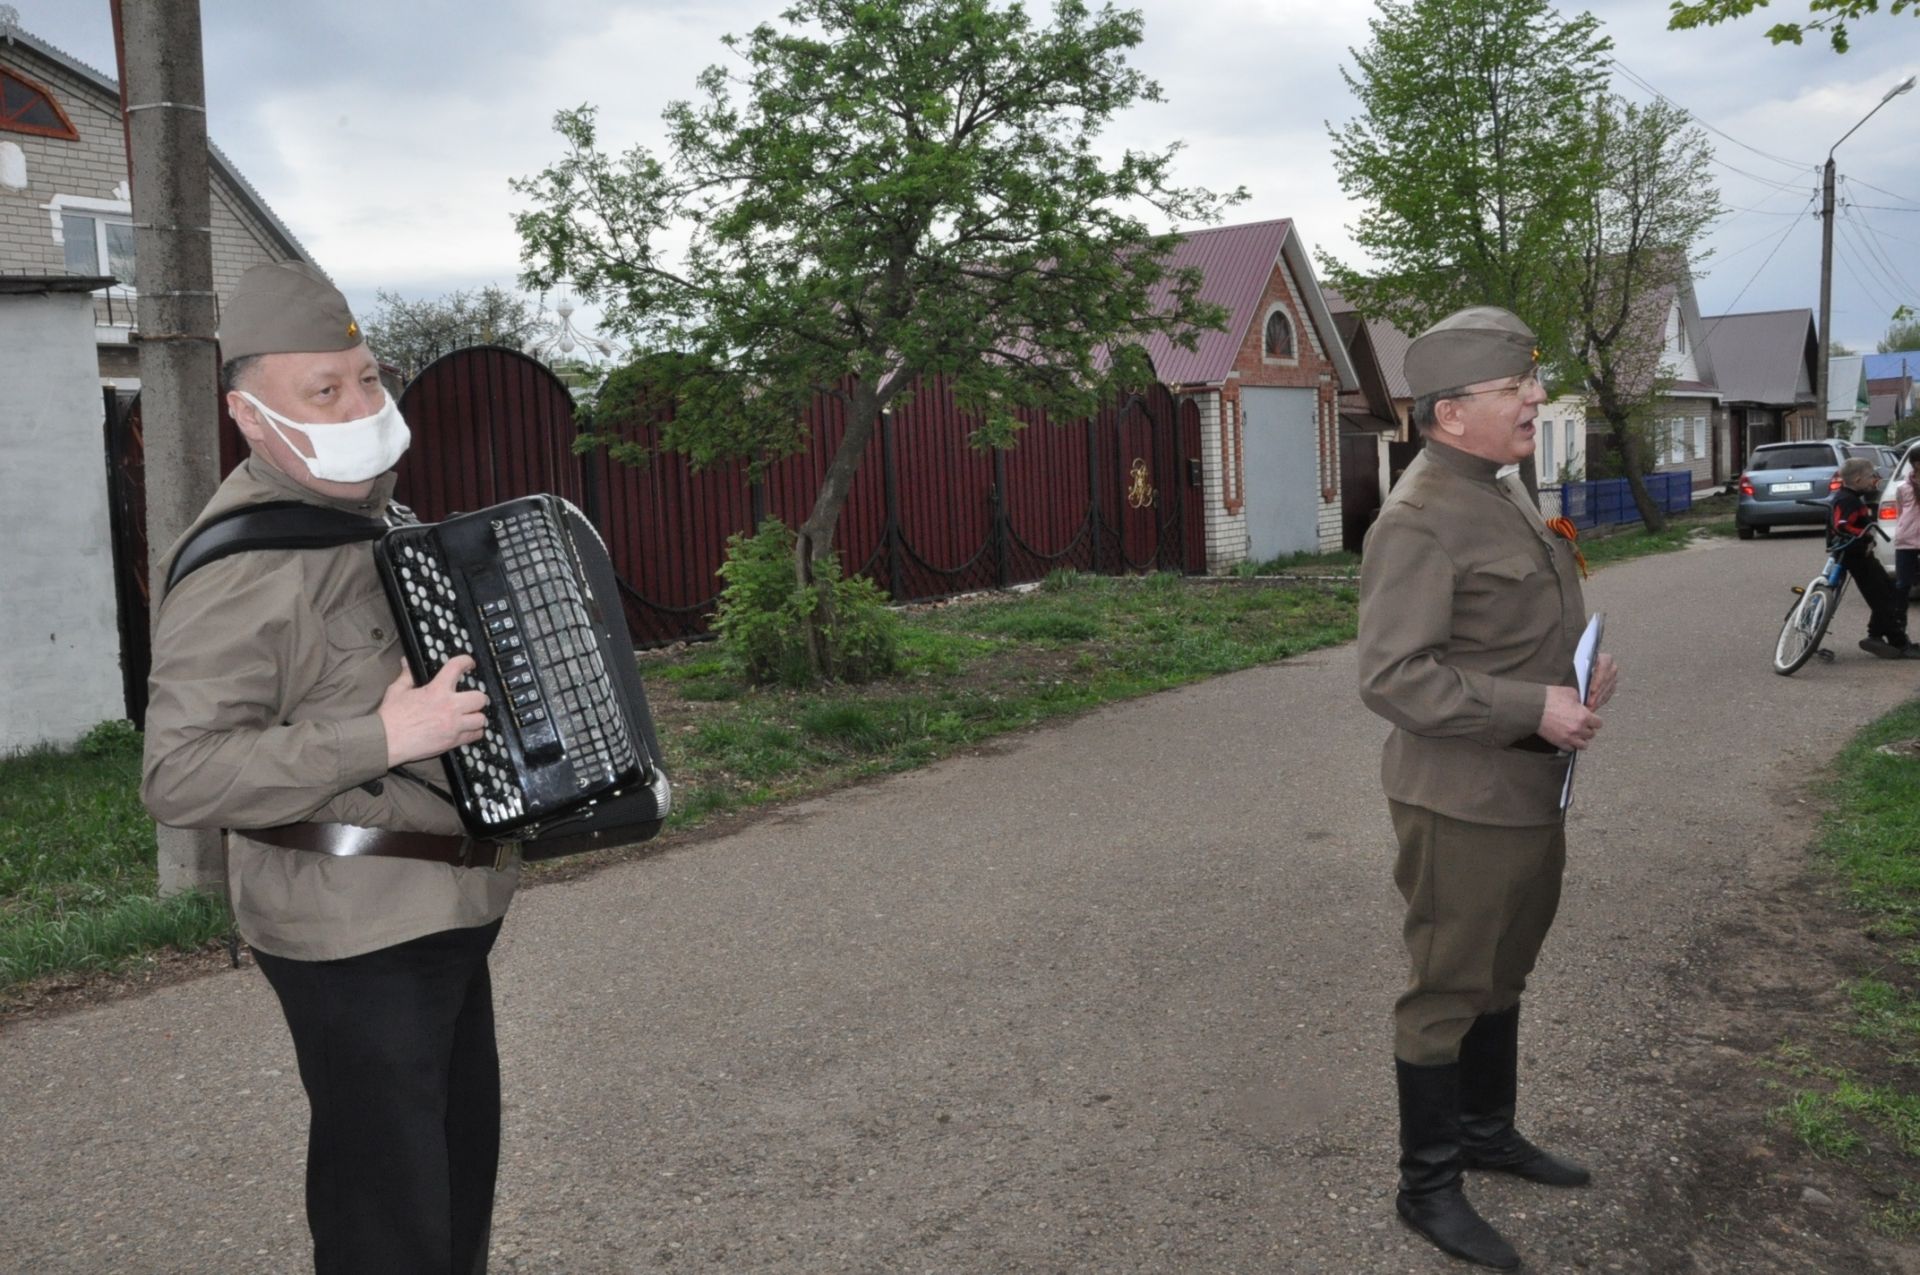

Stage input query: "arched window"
[
  {"left": 1264, "top": 309, "right": 1295, "bottom": 359},
  {"left": 1, "top": 68, "right": 79, "bottom": 141}
]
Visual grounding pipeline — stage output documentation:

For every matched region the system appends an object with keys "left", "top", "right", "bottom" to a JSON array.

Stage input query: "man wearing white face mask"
[{"left": 143, "top": 260, "right": 518, "bottom": 1275}]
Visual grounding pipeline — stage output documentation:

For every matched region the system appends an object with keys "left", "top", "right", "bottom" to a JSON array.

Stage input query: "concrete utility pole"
[
  {"left": 114, "top": 0, "right": 224, "bottom": 896},
  {"left": 1815, "top": 75, "right": 1916, "bottom": 426}
]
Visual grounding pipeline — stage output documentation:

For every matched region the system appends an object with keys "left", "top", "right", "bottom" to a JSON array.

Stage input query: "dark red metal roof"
[{"left": 1141, "top": 219, "right": 1293, "bottom": 388}]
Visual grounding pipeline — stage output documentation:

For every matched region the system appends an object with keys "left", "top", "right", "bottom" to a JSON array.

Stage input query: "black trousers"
[
  {"left": 1843, "top": 548, "right": 1907, "bottom": 643},
  {"left": 255, "top": 920, "right": 503, "bottom": 1275}
]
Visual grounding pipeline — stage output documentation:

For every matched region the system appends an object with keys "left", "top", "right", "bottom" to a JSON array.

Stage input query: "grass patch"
[
  {"left": 0, "top": 721, "right": 230, "bottom": 989},
  {"left": 1758, "top": 697, "right": 1920, "bottom": 1194},
  {"left": 1773, "top": 1088, "right": 1868, "bottom": 1159},
  {"left": 1575, "top": 496, "right": 1737, "bottom": 571}
]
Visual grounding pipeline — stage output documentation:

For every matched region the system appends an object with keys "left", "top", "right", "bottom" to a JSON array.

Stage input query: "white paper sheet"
[{"left": 1560, "top": 612, "right": 1605, "bottom": 811}]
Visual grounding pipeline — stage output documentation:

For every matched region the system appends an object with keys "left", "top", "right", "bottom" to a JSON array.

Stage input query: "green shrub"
[
  {"left": 77, "top": 719, "right": 141, "bottom": 759},
  {"left": 713, "top": 519, "right": 902, "bottom": 687}
]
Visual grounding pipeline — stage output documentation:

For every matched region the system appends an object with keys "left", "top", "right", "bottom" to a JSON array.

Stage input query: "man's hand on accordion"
[{"left": 379, "top": 654, "right": 491, "bottom": 767}]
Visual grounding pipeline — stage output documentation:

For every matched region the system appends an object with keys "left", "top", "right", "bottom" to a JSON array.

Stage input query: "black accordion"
[{"left": 375, "top": 495, "right": 670, "bottom": 859}]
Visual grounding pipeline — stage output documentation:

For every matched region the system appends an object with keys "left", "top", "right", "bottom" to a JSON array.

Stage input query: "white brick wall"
[{"left": 1192, "top": 390, "right": 1250, "bottom": 573}]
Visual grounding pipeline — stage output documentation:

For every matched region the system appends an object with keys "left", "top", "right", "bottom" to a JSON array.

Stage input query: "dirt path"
[{"left": 2, "top": 532, "right": 1915, "bottom": 1273}]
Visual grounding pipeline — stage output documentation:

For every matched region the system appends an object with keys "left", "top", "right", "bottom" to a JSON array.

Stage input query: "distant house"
[
  {"left": 1864, "top": 351, "right": 1916, "bottom": 441},
  {"left": 1698, "top": 308, "right": 1820, "bottom": 477},
  {"left": 1322, "top": 288, "right": 1413, "bottom": 547},
  {"left": 0, "top": 16, "right": 315, "bottom": 391},
  {"left": 1141, "top": 219, "right": 1359, "bottom": 568},
  {"left": 1589, "top": 266, "right": 1728, "bottom": 489},
  {"left": 1827, "top": 354, "right": 1871, "bottom": 440}
]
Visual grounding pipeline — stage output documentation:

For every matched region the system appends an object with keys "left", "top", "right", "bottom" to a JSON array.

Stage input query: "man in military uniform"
[
  {"left": 1357, "top": 306, "right": 1619, "bottom": 1270},
  {"left": 142, "top": 261, "right": 517, "bottom": 1274}
]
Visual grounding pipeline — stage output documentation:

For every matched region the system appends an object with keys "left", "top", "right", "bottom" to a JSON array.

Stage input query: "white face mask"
[{"left": 238, "top": 388, "right": 410, "bottom": 483}]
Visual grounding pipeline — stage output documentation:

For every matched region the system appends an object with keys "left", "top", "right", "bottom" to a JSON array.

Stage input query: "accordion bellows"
[{"left": 376, "top": 495, "right": 670, "bottom": 857}]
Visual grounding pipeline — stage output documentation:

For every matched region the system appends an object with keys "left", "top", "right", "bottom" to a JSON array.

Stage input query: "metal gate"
[{"left": 1240, "top": 386, "right": 1321, "bottom": 559}]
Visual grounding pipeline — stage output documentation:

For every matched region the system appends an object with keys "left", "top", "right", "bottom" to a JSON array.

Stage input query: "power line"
[
  {"left": 1842, "top": 205, "right": 1920, "bottom": 301},
  {"left": 1847, "top": 204, "right": 1920, "bottom": 214},
  {"left": 1698, "top": 192, "right": 1819, "bottom": 343},
  {"left": 1712, "top": 209, "right": 1815, "bottom": 265},
  {"left": 1845, "top": 175, "right": 1920, "bottom": 208},
  {"left": 1850, "top": 208, "right": 1920, "bottom": 251},
  {"left": 1711, "top": 157, "right": 1819, "bottom": 196},
  {"left": 1834, "top": 221, "right": 1905, "bottom": 316},
  {"left": 1610, "top": 58, "right": 1815, "bottom": 172}
]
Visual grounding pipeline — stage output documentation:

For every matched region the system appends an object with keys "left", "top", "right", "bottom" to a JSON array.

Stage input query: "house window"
[
  {"left": 46, "top": 192, "right": 137, "bottom": 287},
  {"left": 1692, "top": 415, "right": 1706, "bottom": 460},
  {"left": 62, "top": 212, "right": 135, "bottom": 283},
  {"left": 1663, "top": 417, "right": 1687, "bottom": 465},
  {"left": 1541, "top": 419, "right": 1556, "bottom": 477},
  {"left": 1, "top": 68, "right": 80, "bottom": 141},
  {"left": 1264, "top": 310, "right": 1294, "bottom": 359}
]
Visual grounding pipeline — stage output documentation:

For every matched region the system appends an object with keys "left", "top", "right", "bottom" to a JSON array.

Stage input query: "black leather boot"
[
  {"left": 1396, "top": 1058, "right": 1521, "bottom": 1270},
  {"left": 1459, "top": 1005, "right": 1591, "bottom": 1187}
]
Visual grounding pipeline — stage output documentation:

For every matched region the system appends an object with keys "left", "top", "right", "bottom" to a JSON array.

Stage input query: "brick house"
[
  {"left": 0, "top": 16, "right": 314, "bottom": 392},
  {"left": 1699, "top": 308, "right": 1820, "bottom": 477},
  {"left": 1140, "top": 219, "right": 1358, "bottom": 569}
]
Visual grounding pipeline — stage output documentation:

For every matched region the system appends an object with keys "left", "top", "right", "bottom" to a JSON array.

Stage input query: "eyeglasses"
[{"left": 1450, "top": 367, "right": 1549, "bottom": 399}]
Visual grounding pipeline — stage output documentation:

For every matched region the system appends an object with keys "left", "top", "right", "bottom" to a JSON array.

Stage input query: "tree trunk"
[
  {"left": 792, "top": 381, "right": 883, "bottom": 678},
  {"left": 1610, "top": 423, "right": 1667, "bottom": 534}
]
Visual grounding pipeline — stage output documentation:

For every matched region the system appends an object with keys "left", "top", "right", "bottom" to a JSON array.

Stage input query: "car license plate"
[{"left": 1771, "top": 482, "right": 1813, "bottom": 493}]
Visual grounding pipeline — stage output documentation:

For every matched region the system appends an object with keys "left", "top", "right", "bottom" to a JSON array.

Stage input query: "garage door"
[{"left": 1240, "top": 386, "right": 1320, "bottom": 560}]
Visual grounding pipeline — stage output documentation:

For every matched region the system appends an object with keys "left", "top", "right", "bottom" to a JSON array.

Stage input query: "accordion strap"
[
  {"left": 240, "top": 822, "right": 517, "bottom": 872},
  {"left": 166, "top": 501, "right": 388, "bottom": 595}
]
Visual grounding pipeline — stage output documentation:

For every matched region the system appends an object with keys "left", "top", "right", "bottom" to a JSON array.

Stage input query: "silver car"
[{"left": 1736, "top": 440, "right": 1853, "bottom": 538}]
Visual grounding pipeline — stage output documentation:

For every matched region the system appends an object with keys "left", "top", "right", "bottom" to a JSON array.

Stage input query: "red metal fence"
[{"left": 107, "top": 346, "right": 1204, "bottom": 719}]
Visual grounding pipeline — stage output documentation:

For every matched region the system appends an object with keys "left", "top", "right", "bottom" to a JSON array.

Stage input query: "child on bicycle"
[{"left": 1830, "top": 457, "right": 1917, "bottom": 659}]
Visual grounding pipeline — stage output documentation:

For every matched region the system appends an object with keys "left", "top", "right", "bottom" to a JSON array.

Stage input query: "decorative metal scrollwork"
[{"left": 1126, "top": 458, "right": 1156, "bottom": 509}]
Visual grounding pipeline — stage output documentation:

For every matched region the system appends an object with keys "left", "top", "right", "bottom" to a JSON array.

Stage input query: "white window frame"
[
  {"left": 1692, "top": 415, "right": 1707, "bottom": 462},
  {"left": 43, "top": 190, "right": 137, "bottom": 293},
  {"left": 1259, "top": 304, "right": 1299, "bottom": 366}
]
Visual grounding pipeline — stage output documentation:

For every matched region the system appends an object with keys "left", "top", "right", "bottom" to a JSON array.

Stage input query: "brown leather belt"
[{"left": 240, "top": 822, "right": 517, "bottom": 872}]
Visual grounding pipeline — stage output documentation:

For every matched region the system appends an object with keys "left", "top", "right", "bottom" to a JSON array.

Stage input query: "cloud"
[{"left": 9, "top": 0, "right": 1918, "bottom": 350}]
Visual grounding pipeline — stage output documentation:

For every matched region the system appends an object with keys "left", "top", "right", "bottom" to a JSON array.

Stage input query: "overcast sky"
[{"left": 12, "top": 0, "right": 1920, "bottom": 354}]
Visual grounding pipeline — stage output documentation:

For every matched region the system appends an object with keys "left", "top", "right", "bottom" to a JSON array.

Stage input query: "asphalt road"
[{"left": 3, "top": 530, "right": 1915, "bottom": 1275}]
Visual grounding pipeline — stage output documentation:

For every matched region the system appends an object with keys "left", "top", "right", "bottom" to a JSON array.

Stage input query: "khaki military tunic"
[
  {"left": 142, "top": 456, "right": 517, "bottom": 961},
  {"left": 1357, "top": 439, "right": 1588, "bottom": 827}
]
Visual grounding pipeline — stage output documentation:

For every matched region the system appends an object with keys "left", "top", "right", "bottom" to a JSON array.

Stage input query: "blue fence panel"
[{"left": 1543, "top": 473, "right": 1692, "bottom": 531}]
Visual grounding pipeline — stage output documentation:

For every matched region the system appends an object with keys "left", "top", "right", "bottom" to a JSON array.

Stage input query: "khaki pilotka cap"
[
  {"left": 1403, "top": 305, "right": 1538, "bottom": 398},
  {"left": 219, "top": 260, "right": 363, "bottom": 360}
]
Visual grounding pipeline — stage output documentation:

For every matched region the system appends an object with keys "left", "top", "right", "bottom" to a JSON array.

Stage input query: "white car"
[{"left": 1873, "top": 440, "right": 1919, "bottom": 589}]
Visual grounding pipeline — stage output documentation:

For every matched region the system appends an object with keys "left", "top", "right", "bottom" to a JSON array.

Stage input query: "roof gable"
[
  {"left": 1140, "top": 219, "right": 1355, "bottom": 391},
  {"left": 0, "top": 20, "right": 313, "bottom": 267},
  {"left": 1698, "top": 309, "right": 1817, "bottom": 406}
]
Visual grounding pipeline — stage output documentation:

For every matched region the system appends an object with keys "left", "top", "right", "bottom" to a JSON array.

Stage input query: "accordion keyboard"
[
  {"left": 390, "top": 534, "right": 526, "bottom": 828},
  {"left": 491, "top": 507, "right": 636, "bottom": 785}
]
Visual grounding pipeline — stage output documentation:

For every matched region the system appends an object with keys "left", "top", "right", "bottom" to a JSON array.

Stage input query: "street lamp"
[{"left": 1818, "top": 74, "right": 1916, "bottom": 431}]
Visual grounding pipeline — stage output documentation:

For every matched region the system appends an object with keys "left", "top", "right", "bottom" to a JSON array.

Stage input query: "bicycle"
[{"left": 1772, "top": 500, "right": 1887, "bottom": 676}]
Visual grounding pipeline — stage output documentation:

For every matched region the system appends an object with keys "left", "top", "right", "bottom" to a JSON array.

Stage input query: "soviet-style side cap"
[
  {"left": 219, "top": 260, "right": 363, "bottom": 360},
  {"left": 1403, "top": 305, "right": 1537, "bottom": 398}
]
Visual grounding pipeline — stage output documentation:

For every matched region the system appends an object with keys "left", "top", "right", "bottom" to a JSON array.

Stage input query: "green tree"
[
  {"left": 1566, "top": 97, "right": 1722, "bottom": 533},
  {"left": 1880, "top": 308, "right": 1920, "bottom": 353},
  {"left": 1322, "top": 0, "right": 1612, "bottom": 384},
  {"left": 360, "top": 285, "right": 541, "bottom": 381},
  {"left": 1667, "top": 0, "right": 1914, "bottom": 54},
  {"left": 513, "top": 0, "right": 1236, "bottom": 677}
]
